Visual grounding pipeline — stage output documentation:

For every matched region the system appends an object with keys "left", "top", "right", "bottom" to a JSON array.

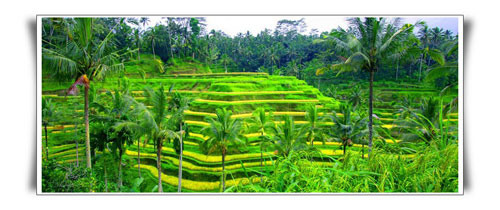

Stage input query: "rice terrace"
[{"left": 39, "top": 16, "right": 461, "bottom": 193}]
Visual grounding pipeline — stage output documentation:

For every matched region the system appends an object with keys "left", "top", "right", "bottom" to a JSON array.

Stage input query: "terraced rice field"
[{"left": 42, "top": 72, "right": 458, "bottom": 192}]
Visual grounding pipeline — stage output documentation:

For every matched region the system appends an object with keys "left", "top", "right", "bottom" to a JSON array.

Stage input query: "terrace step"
[{"left": 193, "top": 98, "right": 320, "bottom": 105}]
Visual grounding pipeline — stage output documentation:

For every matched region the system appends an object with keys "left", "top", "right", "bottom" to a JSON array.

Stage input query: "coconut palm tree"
[
  {"left": 91, "top": 78, "right": 134, "bottom": 190},
  {"left": 200, "top": 108, "right": 245, "bottom": 192},
  {"left": 303, "top": 105, "right": 325, "bottom": 148},
  {"left": 273, "top": 115, "right": 307, "bottom": 158},
  {"left": 314, "top": 17, "right": 417, "bottom": 154},
  {"left": 42, "top": 18, "right": 126, "bottom": 169},
  {"left": 246, "top": 108, "right": 275, "bottom": 182},
  {"left": 42, "top": 97, "right": 57, "bottom": 161},
  {"left": 220, "top": 54, "right": 232, "bottom": 73},
  {"left": 396, "top": 97, "right": 455, "bottom": 148},
  {"left": 169, "top": 93, "right": 191, "bottom": 192},
  {"left": 116, "top": 85, "right": 180, "bottom": 192},
  {"left": 329, "top": 104, "right": 368, "bottom": 155},
  {"left": 145, "top": 26, "right": 158, "bottom": 60}
]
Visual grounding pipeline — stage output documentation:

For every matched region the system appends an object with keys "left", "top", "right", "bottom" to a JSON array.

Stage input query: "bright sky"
[{"left": 142, "top": 16, "right": 459, "bottom": 37}]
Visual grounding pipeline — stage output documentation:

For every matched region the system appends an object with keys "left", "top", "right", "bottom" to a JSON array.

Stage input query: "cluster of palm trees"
[
  {"left": 202, "top": 102, "right": 371, "bottom": 191},
  {"left": 314, "top": 17, "right": 457, "bottom": 157}
]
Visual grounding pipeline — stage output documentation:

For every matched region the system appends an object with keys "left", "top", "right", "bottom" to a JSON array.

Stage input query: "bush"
[{"left": 42, "top": 160, "right": 100, "bottom": 192}]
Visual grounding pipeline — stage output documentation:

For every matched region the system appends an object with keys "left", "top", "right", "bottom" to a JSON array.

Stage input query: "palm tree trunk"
[
  {"left": 222, "top": 148, "right": 226, "bottom": 192},
  {"left": 118, "top": 149, "right": 123, "bottom": 190},
  {"left": 317, "top": 78, "right": 321, "bottom": 89},
  {"left": 157, "top": 141, "right": 163, "bottom": 192},
  {"left": 75, "top": 121, "right": 78, "bottom": 167},
  {"left": 368, "top": 71, "right": 374, "bottom": 154},
  {"left": 84, "top": 86, "right": 91, "bottom": 169},
  {"left": 178, "top": 123, "right": 183, "bottom": 192},
  {"left": 152, "top": 38, "right": 156, "bottom": 60},
  {"left": 138, "top": 138, "right": 141, "bottom": 178},
  {"left": 169, "top": 35, "right": 174, "bottom": 59},
  {"left": 418, "top": 54, "right": 424, "bottom": 82},
  {"left": 44, "top": 125, "right": 49, "bottom": 161},
  {"left": 225, "top": 64, "right": 227, "bottom": 73}
]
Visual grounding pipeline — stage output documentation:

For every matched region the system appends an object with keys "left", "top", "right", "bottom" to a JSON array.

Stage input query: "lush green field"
[{"left": 41, "top": 54, "right": 458, "bottom": 193}]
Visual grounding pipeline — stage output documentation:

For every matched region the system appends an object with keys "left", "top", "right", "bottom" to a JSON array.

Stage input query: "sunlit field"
[{"left": 41, "top": 17, "right": 459, "bottom": 193}]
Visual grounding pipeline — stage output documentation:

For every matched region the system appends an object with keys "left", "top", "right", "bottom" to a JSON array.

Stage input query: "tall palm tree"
[
  {"left": 147, "top": 27, "right": 158, "bottom": 60},
  {"left": 116, "top": 85, "right": 180, "bottom": 192},
  {"left": 42, "top": 97, "right": 57, "bottom": 161},
  {"left": 200, "top": 108, "right": 245, "bottom": 192},
  {"left": 139, "top": 17, "right": 150, "bottom": 31},
  {"left": 91, "top": 78, "right": 134, "bottom": 190},
  {"left": 246, "top": 108, "right": 275, "bottom": 182},
  {"left": 42, "top": 18, "right": 125, "bottom": 169},
  {"left": 220, "top": 53, "right": 232, "bottom": 73},
  {"left": 134, "top": 29, "right": 141, "bottom": 60},
  {"left": 169, "top": 93, "right": 191, "bottom": 192},
  {"left": 315, "top": 17, "right": 416, "bottom": 154}
]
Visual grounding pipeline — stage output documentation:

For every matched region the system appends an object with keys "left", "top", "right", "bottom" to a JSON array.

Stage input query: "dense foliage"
[{"left": 41, "top": 17, "right": 459, "bottom": 193}]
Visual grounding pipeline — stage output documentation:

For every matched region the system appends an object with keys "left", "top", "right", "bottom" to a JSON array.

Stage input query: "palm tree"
[
  {"left": 304, "top": 105, "right": 325, "bottom": 148},
  {"left": 42, "top": 97, "right": 57, "bottom": 161},
  {"left": 200, "top": 108, "right": 245, "bottom": 192},
  {"left": 134, "top": 29, "right": 141, "bottom": 60},
  {"left": 169, "top": 93, "right": 191, "bottom": 192},
  {"left": 425, "top": 40, "right": 458, "bottom": 111},
  {"left": 273, "top": 115, "right": 307, "bottom": 158},
  {"left": 315, "top": 17, "right": 416, "bottom": 154},
  {"left": 349, "top": 85, "right": 363, "bottom": 109},
  {"left": 92, "top": 78, "right": 134, "bottom": 190},
  {"left": 146, "top": 27, "right": 158, "bottom": 60},
  {"left": 246, "top": 108, "right": 275, "bottom": 182},
  {"left": 139, "top": 17, "right": 150, "bottom": 32},
  {"left": 329, "top": 104, "right": 368, "bottom": 155},
  {"left": 42, "top": 18, "right": 126, "bottom": 169},
  {"left": 116, "top": 85, "right": 181, "bottom": 192},
  {"left": 396, "top": 97, "right": 455, "bottom": 147},
  {"left": 220, "top": 54, "right": 232, "bottom": 73}
]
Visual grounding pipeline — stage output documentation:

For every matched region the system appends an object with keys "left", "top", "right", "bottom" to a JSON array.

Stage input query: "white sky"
[{"left": 141, "top": 16, "right": 459, "bottom": 37}]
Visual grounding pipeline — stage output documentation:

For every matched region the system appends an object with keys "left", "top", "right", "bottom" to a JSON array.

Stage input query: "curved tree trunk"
[
  {"left": 84, "top": 86, "right": 91, "bottom": 169},
  {"left": 368, "top": 71, "right": 374, "bottom": 155},
  {"left": 157, "top": 140, "right": 163, "bottom": 192}
]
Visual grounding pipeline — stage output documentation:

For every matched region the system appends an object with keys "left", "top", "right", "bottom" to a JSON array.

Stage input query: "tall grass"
[{"left": 227, "top": 143, "right": 458, "bottom": 193}]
